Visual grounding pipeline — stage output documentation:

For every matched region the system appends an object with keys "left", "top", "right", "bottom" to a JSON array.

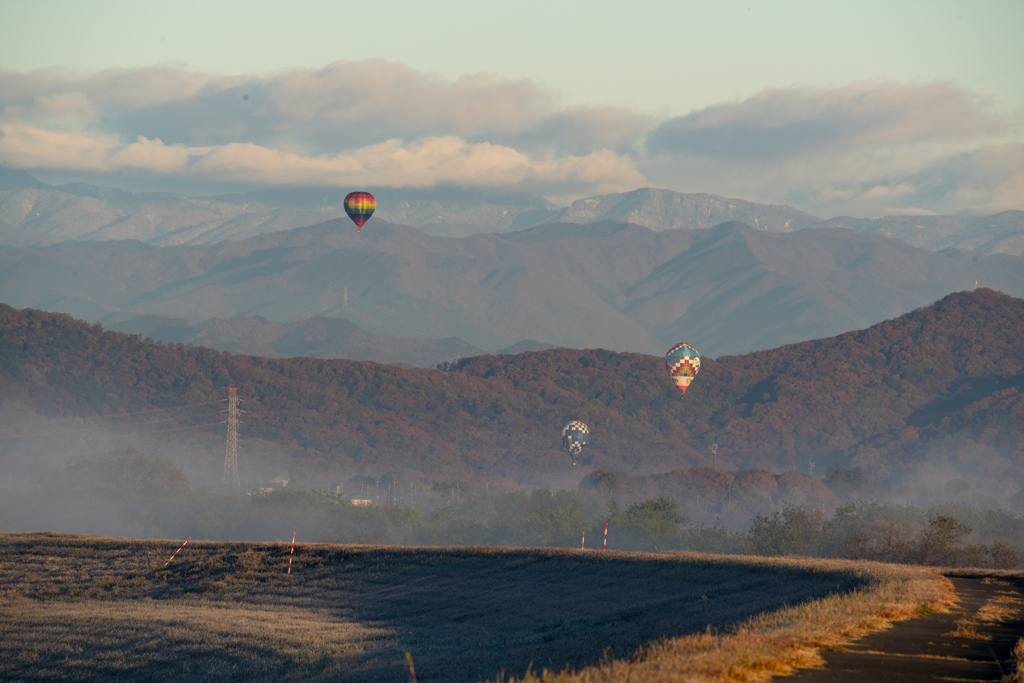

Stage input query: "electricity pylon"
[{"left": 224, "top": 387, "right": 239, "bottom": 488}]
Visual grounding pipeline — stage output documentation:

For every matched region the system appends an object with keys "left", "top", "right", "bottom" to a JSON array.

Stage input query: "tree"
[
  {"left": 822, "top": 464, "right": 867, "bottom": 499},
  {"left": 745, "top": 505, "right": 824, "bottom": 557},
  {"left": 608, "top": 496, "right": 688, "bottom": 551},
  {"left": 916, "top": 514, "right": 972, "bottom": 566}
]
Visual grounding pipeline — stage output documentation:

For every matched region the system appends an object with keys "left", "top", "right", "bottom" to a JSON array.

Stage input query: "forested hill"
[{"left": 1, "top": 288, "right": 1022, "bottom": 487}]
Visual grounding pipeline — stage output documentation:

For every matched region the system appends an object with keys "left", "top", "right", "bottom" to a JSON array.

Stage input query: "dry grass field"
[{"left": 0, "top": 533, "right": 953, "bottom": 682}]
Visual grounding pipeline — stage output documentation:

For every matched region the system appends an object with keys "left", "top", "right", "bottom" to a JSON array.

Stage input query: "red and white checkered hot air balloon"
[
  {"left": 665, "top": 342, "right": 700, "bottom": 395},
  {"left": 561, "top": 420, "right": 589, "bottom": 466}
]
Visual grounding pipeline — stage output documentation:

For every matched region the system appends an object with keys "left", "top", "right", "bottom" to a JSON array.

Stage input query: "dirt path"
[{"left": 785, "top": 576, "right": 1024, "bottom": 682}]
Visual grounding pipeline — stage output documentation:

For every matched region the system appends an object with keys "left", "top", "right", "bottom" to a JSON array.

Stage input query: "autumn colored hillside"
[{"left": 0, "top": 288, "right": 1022, "bottom": 487}]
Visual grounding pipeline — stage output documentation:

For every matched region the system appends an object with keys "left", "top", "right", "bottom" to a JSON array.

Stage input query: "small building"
[{"left": 250, "top": 487, "right": 277, "bottom": 497}]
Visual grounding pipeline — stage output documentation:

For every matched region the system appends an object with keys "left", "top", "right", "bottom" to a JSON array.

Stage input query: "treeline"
[
  {"left": 1, "top": 450, "right": 1019, "bottom": 569},
  {"left": 580, "top": 467, "right": 840, "bottom": 529},
  {"left": 579, "top": 463, "right": 1024, "bottom": 529},
  {"left": 744, "top": 502, "right": 1020, "bottom": 568}
]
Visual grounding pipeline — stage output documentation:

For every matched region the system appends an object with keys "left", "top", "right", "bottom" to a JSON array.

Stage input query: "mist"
[{"left": 2, "top": 430, "right": 1022, "bottom": 570}]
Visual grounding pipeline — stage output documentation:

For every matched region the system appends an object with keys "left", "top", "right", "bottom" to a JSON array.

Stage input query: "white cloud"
[
  {"left": 642, "top": 81, "right": 1022, "bottom": 216},
  {"left": 0, "top": 123, "right": 643, "bottom": 197},
  {"left": 0, "top": 65, "right": 1020, "bottom": 216},
  {"left": 0, "top": 124, "right": 118, "bottom": 170},
  {"left": 258, "top": 61, "right": 548, "bottom": 136},
  {"left": 111, "top": 136, "right": 193, "bottom": 174},
  {"left": 0, "top": 61, "right": 647, "bottom": 198},
  {"left": 883, "top": 206, "right": 937, "bottom": 216},
  {"left": 647, "top": 80, "right": 1007, "bottom": 158},
  {"left": 192, "top": 136, "right": 644, "bottom": 195},
  {"left": 922, "top": 143, "right": 1024, "bottom": 215},
  {"left": 0, "top": 66, "right": 231, "bottom": 112},
  {"left": 0, "top": 61, "right": 646, "bottom": 154}
]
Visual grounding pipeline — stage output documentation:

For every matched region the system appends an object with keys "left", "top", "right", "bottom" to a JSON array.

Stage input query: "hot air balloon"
[
  {"left": 665, "top": 342, "right": 700, "bottom": 395},
  {"left": 561, "top": 420, "right": 589, "bottom": 466},
  {"left": 344, "top": 191, "right": 375, "bottom": 232}
]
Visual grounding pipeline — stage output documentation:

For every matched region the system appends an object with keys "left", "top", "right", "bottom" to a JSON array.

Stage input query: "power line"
[
  {"left": 0, "top": 407, "right": 226, "bottom": 442},
  {"left": 100, "top": 420, "right": 227, "bottom": 436},
  {"left": 0, "top": 400, "right": 223, "bottom": 431}
]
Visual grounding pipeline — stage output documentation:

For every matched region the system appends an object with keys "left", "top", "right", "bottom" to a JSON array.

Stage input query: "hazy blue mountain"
[
  {"left": 0, "top": 184, "right": 341, "bottom": 246},
  {"left": 107, "top": 313, "right": 484, "bottom": 367},
  {"left": 3, "top": 170, "right": 1021, "bottom": 254},
  {"left": 808, "top": 211, "right": 1024, "bottom": 256},
  {"left": 0, "top": 173, "right": 557, "bottom": 245},
  {"left": 1, "top": 218, "right": 1020, "bottom": 356},
  {"left": 495, "top": 340, "right": 561, "bottom": 354},
  {"left": 218, "top": 185, "right": 559, "bottom": 236},
  {"left": 0, "top": 167, "right": 49, "bottom": 190}
]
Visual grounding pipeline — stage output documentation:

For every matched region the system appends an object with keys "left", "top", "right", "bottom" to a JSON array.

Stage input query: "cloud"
[
  {"left": 0, "top": 124, "right": 643, "bottom": 197},
  {"left": 206, "top": 136, "right": 645, "bottom": 196},
  {"left": 0, "top": 61, "right": 648, "bottom": 198},
  {"left": 883, "top": 206, "right": 937, "bottom": 216},
  {"left": 0, "top": 61, "right": 645, "bottom": 154},
  {"left": 641, "top": 140, "right": 1024, "bottom": 217},
  {"left": 0, "top": 66, "right": 222, "bottom": 115},
  {"left": 491, "top": 106, "right": 653, "bottom": 156},
  {"left": 911, "top": 142, "right": 1024, "bottom": 215},
  {"left": 257, "top": 61, "right": 548, "bottom": 137},
  {"left": 641, "top": 81, "right": 1021, "bottom": 216},
  {"left": 0, "top": 124, "right": 118, "bottom": 170},
  {"left": 646, "top": 81, "right": 1007, "bottom": 159},
  {"left": 0, "top": 65, "right": 1020, "bottom": 216},
  {"left": 771, "top": 142, "right": 1024, "bottom": 217},
  {"left": 112, "top": 136, "right": 193, "bottom": 174}
]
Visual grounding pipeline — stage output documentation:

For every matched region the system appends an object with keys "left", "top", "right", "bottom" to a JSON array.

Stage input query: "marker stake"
[
  {"left": 287, "top": 532, "right": 296, "bottom": 575},
  {"left": 165, "top": 537, "right": 190, "bottom": 566}
]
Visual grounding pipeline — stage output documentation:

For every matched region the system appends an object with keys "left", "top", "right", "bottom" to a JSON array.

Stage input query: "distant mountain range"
[
  {"left": 107, "top": 314, "right": 485, "bottom": 367},
  {"left": 2, "top": 289, "right": 1021, "bottom": 490},
  {"left": 812, "top": 212, "right": 1024, "bottom": 257},
  {"left": 105, "top": 314, "right": 555, "bottom": 368},
  {"left": 1, "top": 218, "right": 1020, "bottom": 358},
  {"left": 3, "top": 168, "right": 1021, "bottom": 253},
  {"left": 549, "top": 189, "right": 819, "bottom": 233},
  {"left": 3, "top": 167, "right": 1022, "bottom": 365}
]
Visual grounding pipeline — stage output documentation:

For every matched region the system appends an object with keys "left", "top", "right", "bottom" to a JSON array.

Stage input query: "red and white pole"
[
  {"left": 287, "top": 532, "right": 296, "bottom": 575},
  {"left": 603, "top": 523, "right": 608, "bottom": 550},
  {"left": 581, "top": 532, "right": 585, "bottom": 550},
  {"left": 165, "top": 537, "right": 190, "bottom": 566}
]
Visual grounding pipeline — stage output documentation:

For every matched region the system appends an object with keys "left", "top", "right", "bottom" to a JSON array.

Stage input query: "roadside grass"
[
  {"left": 2, "top": 532, "right": 953, "bottom": 682},
  {"left": 2, "top": 599, "right": 393, "bottom": 680},
  {"left": 942, "top": 576, "right": 1024, "bottom": 646},
  {"left": 1007, "top": 637, "right": 1024, "bottom": 683}
]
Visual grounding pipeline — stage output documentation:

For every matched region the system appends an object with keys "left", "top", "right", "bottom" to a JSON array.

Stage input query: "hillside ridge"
[{"left": 1, "top": 289, "right": 1021, "bottom": 489}]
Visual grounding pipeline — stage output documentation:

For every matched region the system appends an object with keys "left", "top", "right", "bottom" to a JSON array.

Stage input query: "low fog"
[{"left": 2, "top": 402, "right": 1022, "bottom": 569}]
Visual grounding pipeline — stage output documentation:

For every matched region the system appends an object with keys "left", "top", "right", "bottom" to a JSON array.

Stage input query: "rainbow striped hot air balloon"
[
  {"left": 344, "top": 191, "right": 375, "bottom": 233},
  {"left": 665, "top": 342, "right": 700, "bottom": 395}
]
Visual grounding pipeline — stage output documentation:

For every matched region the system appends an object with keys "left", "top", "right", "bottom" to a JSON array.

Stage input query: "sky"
[{"left": 1, "top": 0, "right": 1021, "bottom": 217}]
